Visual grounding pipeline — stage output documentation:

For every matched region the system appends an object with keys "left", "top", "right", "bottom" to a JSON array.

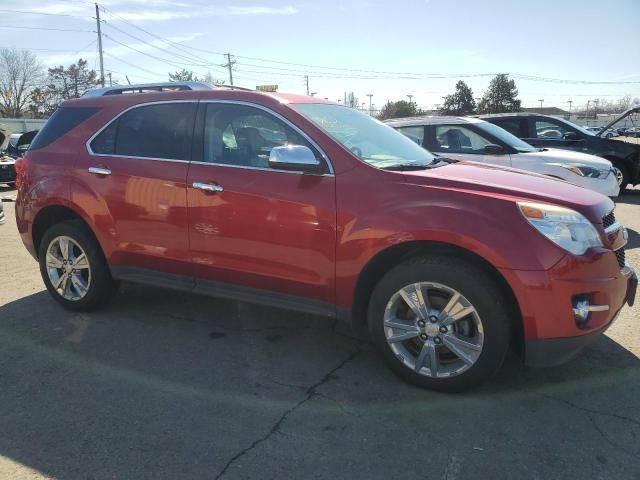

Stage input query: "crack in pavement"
[
  {"left": 213, "top": 347, "right": 361, "bottom": 480},
  {"left": 539, "top": 393, "right": 640, "bottom": 427}
]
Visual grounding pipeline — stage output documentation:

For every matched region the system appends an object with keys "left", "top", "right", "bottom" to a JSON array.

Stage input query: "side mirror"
[
  {"left": 269, "top": 145, "right": 322, "bottom": 172},
  {"left": 484, "top": 144, "right": 505, "bottom": 155},
  {"left": 563, "top": 131, "right": 580, "bottom": 141}
]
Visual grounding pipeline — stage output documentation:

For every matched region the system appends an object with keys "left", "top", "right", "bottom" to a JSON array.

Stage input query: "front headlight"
[
  {"left": 518, "top": 202, "right": 602, "bottom": 255},
  {"left": 557, "top": 164, "right": 610, "bottom": 179}
]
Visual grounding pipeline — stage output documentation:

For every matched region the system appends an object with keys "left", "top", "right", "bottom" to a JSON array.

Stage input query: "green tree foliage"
[
  {"left": 441, "top": 80, "right": 476, "bottom": 115},
  {"left": 477, "top": 74, "right": 521, "bottom": 114},
  {"left": 377, "top": 100, "right": 424, "bottom": 120},
  {"left": 28, "top": 58, "right": 98, "bottom": 118}
]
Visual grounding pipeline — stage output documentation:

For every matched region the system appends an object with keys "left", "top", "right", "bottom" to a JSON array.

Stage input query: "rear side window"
[
  {"left": 30, "top": 107, "right": 98, "bottom": 150},
  {"left": 90, "top": 102, "right": 197, "bottom": 160},
  {"left": 491, "top": 118, "right": 526, "bottom": 138}
]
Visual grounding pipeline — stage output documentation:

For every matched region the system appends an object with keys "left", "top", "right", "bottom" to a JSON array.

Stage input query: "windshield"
[
  {"left": 475, "top": 121, "right": 536, "bottom": 153},
  {"left": 291, "top": 104, "right": 436, "bottom": 169}
]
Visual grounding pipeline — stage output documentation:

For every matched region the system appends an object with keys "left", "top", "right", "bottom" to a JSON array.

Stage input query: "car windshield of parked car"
[
  {"left": 292, "top": 104, "right": 436, "bottom": 169},
  {"left": 474, "top": 121, "right": 536, "bottom": 153}
]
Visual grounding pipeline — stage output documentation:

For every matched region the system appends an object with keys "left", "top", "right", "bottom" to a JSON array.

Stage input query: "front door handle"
[
  {"left": 88, "top": 167, "right": 111, "bottom": 176},
  {"left": 192, "top": 182, "right": 224, "bottom": 193}
]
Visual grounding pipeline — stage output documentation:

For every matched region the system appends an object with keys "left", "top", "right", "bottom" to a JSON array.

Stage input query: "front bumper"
[{"left": 500, "top": 251, "right": 636, "bottom": 367}]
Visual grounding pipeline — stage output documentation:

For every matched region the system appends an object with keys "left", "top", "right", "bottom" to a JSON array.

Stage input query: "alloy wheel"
[
  {"left": 46, "top": 236, "right": 92, "bottom": 301},
  {"left": 383, "top": 282, "right": 484, "bottom": 378},
  {"left": 613, "top": 167, "right": 624, "bottom": 186}
]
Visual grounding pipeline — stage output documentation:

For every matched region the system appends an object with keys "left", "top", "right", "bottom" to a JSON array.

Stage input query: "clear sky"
[{"left": 0, "top": 0, "right": 638, "bottom": 111}]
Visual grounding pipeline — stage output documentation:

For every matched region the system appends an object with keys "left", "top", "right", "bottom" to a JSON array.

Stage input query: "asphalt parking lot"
[{"left": 1, "top": 185, "right": 639, "bottom": 480}]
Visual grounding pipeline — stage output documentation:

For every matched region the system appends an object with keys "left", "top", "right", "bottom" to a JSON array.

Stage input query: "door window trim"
[
  {"left": 86, "top": 100, "right": 198, "bottom": 164},
  {"left": 86, "top": 99, "right": 335, "bottom": 176},
  {"left": 194, "top": 100, "right": 334, "bottom": 176}
]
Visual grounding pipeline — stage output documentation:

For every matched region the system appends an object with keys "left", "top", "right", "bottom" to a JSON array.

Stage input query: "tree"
[
  {"left": 346, "top": 92, "right": 359, "bottom": 108},
  {"left": 169, "top": 68, "right": 196, "bottom": 82},
  {"left": 169, "top": 69, "right": 225, "bottom": 86},
  {"left": 477, "top": 74, "right": 521, "bottom": 114},
  {"left": 377, "top": 100, "right": 424, "bottom": 120},
  {"left": 0, "top": 48, "right": 44, "bottom": 117},
  {"left": 441, "top": 80, "right": 476, "bottom": 115},
  {"left": 28, "top": 58, "right": 99, "bottom": 118}
]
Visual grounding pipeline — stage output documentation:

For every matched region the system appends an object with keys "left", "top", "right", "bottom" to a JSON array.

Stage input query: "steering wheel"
[{"left": 350, "top": 146, "right": 362, "bottom": 158}]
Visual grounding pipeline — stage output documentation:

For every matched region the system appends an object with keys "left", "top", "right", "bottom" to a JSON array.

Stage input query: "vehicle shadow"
[
  {"left": 1, "top": 285, "right": 639, "bottom": 478},
  {"left": 616, "top": 186, "right": 640, "bottom": 205}
]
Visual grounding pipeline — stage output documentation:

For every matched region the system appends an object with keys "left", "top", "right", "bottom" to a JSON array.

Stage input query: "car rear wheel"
[
  {"left": 368, "top": 255, "right": 511, "bottom": 392},
  {"left": 39, "top": 221, "right": 117, "bottom": 311}
]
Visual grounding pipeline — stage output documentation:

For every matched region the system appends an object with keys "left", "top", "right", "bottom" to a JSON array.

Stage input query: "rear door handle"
[
  {"left": 88, "top": 167, "right": 111, "bottom": 176},
  {"left": 192, "top": 182, "right": 224, "bottom": 193}
]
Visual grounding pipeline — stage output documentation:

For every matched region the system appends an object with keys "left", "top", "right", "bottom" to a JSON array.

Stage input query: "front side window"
[
  {"left": 292, "top": 104, "right": 435, "bottom": 170},
  {"left": 396, "top": 126, "right": 425, "bottom": 147},
  {"left": 535, "top": 120, "right": 568, "bottom": 140},
  {"left": 433, "top": 125, "right": 491, "bottom": 154},
  {"left": 90, "top": 102, "right": 197, "bottom": 160},
  {"left": 201, "top": 104, "right": 318, "bottom": 169}
]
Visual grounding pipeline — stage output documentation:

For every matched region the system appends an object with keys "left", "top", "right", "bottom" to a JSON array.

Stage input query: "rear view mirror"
[
  {"left": 484, "top": 144, "right": 505, "bottom": 155},
  {"left": 563, "top": 131, "right": 580, "bottom": 141},
  {"left": 269, "top": 145, "right": 322, "bottom": 172}
]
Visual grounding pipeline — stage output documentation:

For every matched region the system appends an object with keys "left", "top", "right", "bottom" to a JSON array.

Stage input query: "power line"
[
  {"left": 0, "top": 25, "right": 94, "bottom": 32},
  {"left": 0, "top": 8, "right": 88, "bottom": 18}
]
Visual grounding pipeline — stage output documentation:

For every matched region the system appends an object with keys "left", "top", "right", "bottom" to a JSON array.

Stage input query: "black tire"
[
  {"left": 368, "top": 255, "right": 511, "bottom": 392},
  {"left": 38, "top": 220, "right": 117, "bottom": 311},
  {"left": 611, "top": 161, "right": 629, "bottom": 192}
]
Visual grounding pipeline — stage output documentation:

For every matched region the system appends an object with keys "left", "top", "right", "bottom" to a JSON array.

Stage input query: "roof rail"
[{"left": 82, "top": 81, "right": 214, "bottom": 97}]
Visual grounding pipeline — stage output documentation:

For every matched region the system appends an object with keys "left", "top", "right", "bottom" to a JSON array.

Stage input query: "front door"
[
  {"left": 186, "top": 102, "right": 337, "bottom": 307},
  {"left": 83, "top": 101, "right": 197, "bottom": 276},
  {"left": 426, "top": 124, "right": 512, "bottom": 167}
]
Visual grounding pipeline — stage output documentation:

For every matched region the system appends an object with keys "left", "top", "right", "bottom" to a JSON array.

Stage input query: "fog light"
[{"left": 572, "top": 297, "right": 610, "bottom": 326}]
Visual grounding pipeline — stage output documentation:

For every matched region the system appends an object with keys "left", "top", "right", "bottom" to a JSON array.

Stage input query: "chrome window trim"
[
  {"left": 86, "top": 99, "right": 335, "bottom": 175},
  {"left": 199, "top": 100, "right": 334, "bottom": 175},
  {"left": 85, "top": 100, "right": 198, "bottom": 162}
]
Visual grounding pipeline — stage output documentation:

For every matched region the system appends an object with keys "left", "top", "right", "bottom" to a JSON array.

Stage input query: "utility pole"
[
  {"left": 224, "top": 53, "right": 235, "bottom": 87},
  {"left": 366, "top": 94, "right": 373, "bottom": 116},
  {"left": 407, "top": 94, "right": 414, "bottom": 114},
  {"left": 304, "top": 75, "right": 309, "bottom": 95},
  {"left": 567, "top": 100, "right": 573, "bottom": 119},
  {"left": 95, "top": 3, "right": 105, "bottom": 87},
  {"left": 108, "top": 72, "right": 112, "bottom": 86},
  {"left": 538, "top": 99, "right": 544, "bottom": 109}
]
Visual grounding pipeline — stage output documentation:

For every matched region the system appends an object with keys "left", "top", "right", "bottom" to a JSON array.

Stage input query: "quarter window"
[
  {"left": 90, "top": 103, "right": 197, "bottom": 160},
  {"left": 201, "top": 104, "right": 319, "bottom": 168}
]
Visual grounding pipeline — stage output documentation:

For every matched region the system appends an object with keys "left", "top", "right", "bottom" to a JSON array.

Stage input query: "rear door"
[
  {"left": 186, "top": 102, "right": 336, "bottom": 308},
  {"left": 425, "top": 124, "right": 512, "bottom": 166},
  {"left": 85, "top": 101, "right": 197, "bottom": 277}
]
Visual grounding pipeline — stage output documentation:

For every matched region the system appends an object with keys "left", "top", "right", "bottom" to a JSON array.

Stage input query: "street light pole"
[
  {"left": 366, "top": 94, "right": 373, "bottom": 116},
  {"left": 407, "top": 94, "right": 414, "bottom": 114},
  {"left": 539, "top": 99, "right": 544, "bottom": 109}
]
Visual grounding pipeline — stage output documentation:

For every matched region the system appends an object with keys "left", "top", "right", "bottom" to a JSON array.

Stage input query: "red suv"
[{"left": 15, "top": 82, "right": 637, "bottom": 391}]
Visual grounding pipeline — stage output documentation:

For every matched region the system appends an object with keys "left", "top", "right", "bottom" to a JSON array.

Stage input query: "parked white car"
[{"left": 386, "top": 116, "right": 619, "bottom": 197}]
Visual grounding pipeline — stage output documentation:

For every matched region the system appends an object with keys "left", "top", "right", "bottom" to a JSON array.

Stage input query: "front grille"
[
  {"left": 615, "top": 248, "right": 626, "bottom": 268},
  {"left": 602, "top": 211, "right": 616, "bottom": 229}
]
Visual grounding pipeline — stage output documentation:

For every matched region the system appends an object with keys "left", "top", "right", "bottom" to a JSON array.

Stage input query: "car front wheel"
[{"left": 368, "top": 256, "right": 511, "bottom": 392}]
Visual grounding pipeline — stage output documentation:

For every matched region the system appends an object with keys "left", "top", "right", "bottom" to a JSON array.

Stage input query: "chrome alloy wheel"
[
  {"left": 46, "top": 236, "right": 92, "bottom": 301},
  {"left": 613, "top": 167, "right": 623, "bottom": 186},
  {"left": 383, "top": 282, "right": 484, "bottom": 378}
]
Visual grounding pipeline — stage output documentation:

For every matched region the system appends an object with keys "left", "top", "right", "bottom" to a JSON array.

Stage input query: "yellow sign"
[{"left": 256, "top": 85, "right": 278, "bottom": 92}]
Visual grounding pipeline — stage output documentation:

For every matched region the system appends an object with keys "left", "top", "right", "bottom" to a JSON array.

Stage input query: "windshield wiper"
[
  {"left": 430, "top": 155, "right": 459, "bottom": 164},
  {"left": 384, "top": 164, "right": 430, "bottom": 171}
]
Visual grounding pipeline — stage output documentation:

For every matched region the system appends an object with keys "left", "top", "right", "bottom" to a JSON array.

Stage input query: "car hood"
[
  {"left": 403, "top": 161, "right": 613, "bottom": 224},
  {"left": 520, "top": 148, "right": 613, "bottom": 168}
]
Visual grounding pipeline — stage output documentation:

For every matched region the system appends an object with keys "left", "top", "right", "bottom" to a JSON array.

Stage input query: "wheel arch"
[
  {"left": 32, "top": 204, "right": 100, "bottom": 259},
  {"left": 350, "top": 240, "right": 524, "bottom": 356}
]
